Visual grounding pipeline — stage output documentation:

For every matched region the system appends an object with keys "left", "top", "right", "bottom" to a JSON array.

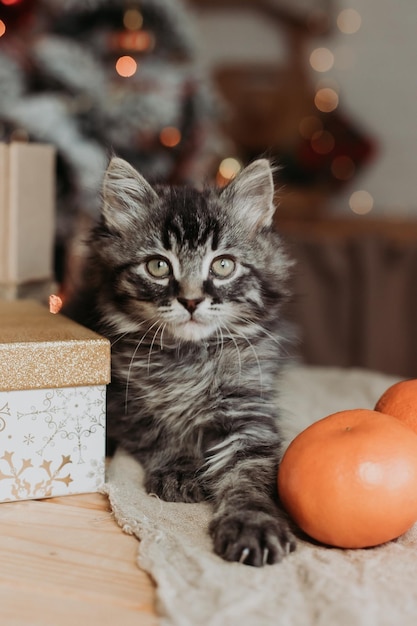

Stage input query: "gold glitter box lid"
[{"left": 0, "top": 300, "right": 111, "bottom": 392}]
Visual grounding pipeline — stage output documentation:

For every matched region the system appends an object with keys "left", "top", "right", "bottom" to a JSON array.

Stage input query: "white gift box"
[{"left": 0, "top": 300, "right": 111, "bottom": 501}]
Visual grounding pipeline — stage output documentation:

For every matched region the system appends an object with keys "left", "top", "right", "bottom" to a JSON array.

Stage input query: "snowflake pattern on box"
[{"left": 0, "top": 385, "right": 106, "bottom": 501}]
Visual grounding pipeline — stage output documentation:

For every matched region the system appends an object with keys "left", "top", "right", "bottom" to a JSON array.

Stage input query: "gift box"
[
  {"left": 0, "top": 300, "right": 110, "bottom": 502},
  {"left": 0, "top": 142, "right": 56, "bottom": 301}
]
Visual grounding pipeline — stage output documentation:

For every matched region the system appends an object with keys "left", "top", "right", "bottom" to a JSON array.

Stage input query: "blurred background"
[{"left": 1, "top": 0, "right": 416, "bottom": 377}]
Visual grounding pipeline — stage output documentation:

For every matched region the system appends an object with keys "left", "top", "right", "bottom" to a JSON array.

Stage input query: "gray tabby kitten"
[{"left": 65, "top": 156, "right": 297, "bottom": 566}]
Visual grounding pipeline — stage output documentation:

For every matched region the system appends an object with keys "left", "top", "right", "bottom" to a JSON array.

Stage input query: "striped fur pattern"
[{"left": 65, "top": 156, "right": 297, "bottom": 566}]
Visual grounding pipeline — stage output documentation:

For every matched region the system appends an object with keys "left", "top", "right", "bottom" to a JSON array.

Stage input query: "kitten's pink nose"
[{"left": 178, "top": 297, "right": 204, "bottom": 314}]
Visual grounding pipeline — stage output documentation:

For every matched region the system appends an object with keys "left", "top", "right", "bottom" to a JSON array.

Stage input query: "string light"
[
  {"left": 314, "top": 87, "right": 339, "bottom": 113},
  {"left": 349, "top": 190, "right": 374, "bottom": 215},
  {"left": 309, "top": 47, "right": 334, "bottom": 73},
  {"left": 0, "top": 20, "right": 6, "bottom": 37},
  {"left": 337, "top": 9, "right": 362, "bottom": 35},
  {"left": 159, "top": 126, "right": 181, "bottom": 148},
  {"left": 115, "top": 55, "right": 138, "bottom": 77}
]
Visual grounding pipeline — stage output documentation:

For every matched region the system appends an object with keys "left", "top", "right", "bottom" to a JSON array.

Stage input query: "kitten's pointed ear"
[
  {"left": 102, "top": 157, "right": 158, "bottom": 231},
  {"left": 221, "top": 159, "right": 276, "bottom": 231}
]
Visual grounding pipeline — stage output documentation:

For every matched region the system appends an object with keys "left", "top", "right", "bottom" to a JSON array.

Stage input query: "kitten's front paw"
[
  {"left": 209, "top": 510, "right": 296, "bottom": 567},
  {"left": 145, "top": 469, "right": 206, "bottom": 503}
]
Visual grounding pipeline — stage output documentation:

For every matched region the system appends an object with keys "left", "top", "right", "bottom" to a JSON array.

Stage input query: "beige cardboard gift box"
[
  {"left": 0, "top": 300, "right": 110, "bottom": 502},
  {"left": 0, "top": 142, "right": 55, "bottom": 301}
]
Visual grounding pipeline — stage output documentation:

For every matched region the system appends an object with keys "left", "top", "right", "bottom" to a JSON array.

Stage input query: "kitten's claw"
[
  {"left": 239, "top": 547, "right": 269, "bottom": 565},
  {"left": 239, "top": 547, "right": 251, "bottom": 564},
  {"left": 210, "top": 510, "right": 296, "bottom": 567}
]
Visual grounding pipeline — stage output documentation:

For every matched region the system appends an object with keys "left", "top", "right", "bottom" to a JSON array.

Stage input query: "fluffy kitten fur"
[{"left": 64, "top": 156, "right": 297, "bottom": 566}]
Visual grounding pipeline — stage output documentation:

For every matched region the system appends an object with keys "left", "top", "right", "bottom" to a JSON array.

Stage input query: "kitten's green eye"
[
  {"left": 146, "top": 258, "right": 171, "bottom": 279},
  {"left": 211, "top": 257, "right": 236, "bottom": 279}
]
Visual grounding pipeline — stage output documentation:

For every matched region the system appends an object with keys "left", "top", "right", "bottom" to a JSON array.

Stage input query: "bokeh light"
[
  {"left": 337, "top": 9, "right": 362, "bottom": 34},
  {"left": 216, "top": 157, "right": 242, "bottom": 186},
  {"left": 159, "top": 126, "right": 181, "bottom": 148},
  {"left": 116, "top": 30, "right": 154, "bottom": 52},
  {"left": 314, "top": 87, "right": 339, "bottom": 113},
  {"left": 310, "top": 47, "right": 335, "bottom": 73},
  {"left": 115, "top": 55, "right": 138, "bottom": 78},
  {"left": 218, "top": 157, "right": 242, "bottom": 180},
  {"left": 349, "top": 190, "right": 374, "bottom": 215},
  {"left": 0, "top": 20, "right": 6, "bottom": 37},
  {"left": 123, "top": 8, "right": 143, "bottom": 31}
]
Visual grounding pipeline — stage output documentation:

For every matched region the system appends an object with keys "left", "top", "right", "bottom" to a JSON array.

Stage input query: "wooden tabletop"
[{"left": 0, "top": 492, "right": 158, "bottom": 625}]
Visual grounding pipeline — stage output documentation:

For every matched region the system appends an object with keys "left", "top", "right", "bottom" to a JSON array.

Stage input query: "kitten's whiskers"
[
  {"left": 159, "top": 322, "right": 167, "bottom": 350},
  {"left": 110, "top": 330, "right": 131, "bottom": 347},
  {"left": 227, "top": 312, "right": 286, "bottom": 350},
  {"left": 220, "top": 316, "right": 264, "bottom": 396},
  {"left": 221, "top": 322, "right": 242, "bottom": 384},
  {"left": 215, "top": 325, "right": 225, "bottom": 361},
  {"left": 234, "top": 327, "right": 263, "bottom": 398},
  {"left": 147, "top": 321, "right": 166, "bottom": 374},
  {"left": 125, "top": 320, "right": 161, "bottom": 413}
]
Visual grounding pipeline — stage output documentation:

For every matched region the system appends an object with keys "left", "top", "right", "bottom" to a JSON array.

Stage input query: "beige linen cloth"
[{"left": 104, "top": 366, "right": 417, "bottom": 626}]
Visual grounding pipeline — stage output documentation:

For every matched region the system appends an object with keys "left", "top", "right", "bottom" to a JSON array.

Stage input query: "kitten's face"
[
  {"left": 113, "top": 223, "right": 260, "bottom": 342},
  {"left": 95, "top": 157, "right": 291, "bottom": 343},
  {"left": 119, "top": 252, "right": 245, "bottom": 342}
]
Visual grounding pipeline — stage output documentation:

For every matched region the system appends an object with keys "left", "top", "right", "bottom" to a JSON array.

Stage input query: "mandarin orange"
[
  {"left": 278, "top": 408, "right": 417, "bottom": 548},
  {"left": 375, "top": 379, "right": 417, "bottom": 434}
]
